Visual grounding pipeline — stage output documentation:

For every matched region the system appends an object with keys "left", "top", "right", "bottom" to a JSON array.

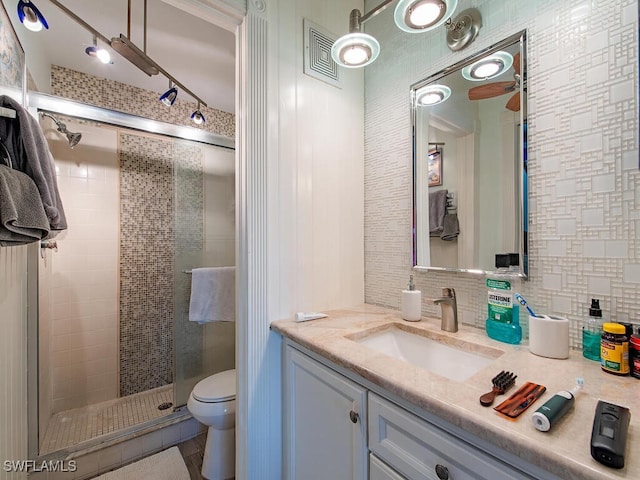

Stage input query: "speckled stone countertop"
[{"left": 271, "top": 304, "right": 640, "bottom": 480}]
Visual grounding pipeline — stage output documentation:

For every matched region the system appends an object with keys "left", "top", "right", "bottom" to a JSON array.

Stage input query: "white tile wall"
[
  {"left": 364, "top": 0, "right": 638, "bottom": 347},
  {"left": 43, "top": 119, "right": 120, "bottom": 412}
]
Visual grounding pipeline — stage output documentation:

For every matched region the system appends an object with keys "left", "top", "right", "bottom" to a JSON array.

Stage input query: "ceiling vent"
[{"left": 304, "top": 19, "right": 341, "bottom": 88}]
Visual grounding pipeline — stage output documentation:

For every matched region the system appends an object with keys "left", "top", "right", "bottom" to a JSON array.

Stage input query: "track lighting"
[
  {"left": 159, "top": 82, "right": 178, "bottom": 107},
  {"left": 85, "top": 35, "right": 111, "bottom": 64},
  {"left": 332, "top": 0, "right": 458, "bottom": 69},
  {"left": 191, "top": 104, "right": 205, "bottom": 125},
  {"left": 22, "top": 0, "right": 209, "bottom": 125},
  {"left": 17, "top": 0, "right": 48, "bottom": 32}
]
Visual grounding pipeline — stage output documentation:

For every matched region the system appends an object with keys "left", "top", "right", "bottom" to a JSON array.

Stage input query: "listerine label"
[
  {"left": 488, "top": 290, "right": 514, "bottom": 323},
  {"left": 486, "top": 278, "right": 511, "bottom": 290}
]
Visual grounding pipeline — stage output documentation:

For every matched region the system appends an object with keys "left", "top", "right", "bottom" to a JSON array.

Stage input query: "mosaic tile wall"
[
  {"left": 364, "top": 0, "right": 638, "bottom": 348},
  {"left": 119, "top": 133, "right": 176, "bottom": 396},
  {"left": 173, "top": 140, "right": 205, "bottom": 381},
  {"left": 51, "top": 65, "right": 235, "bottom": 139}
]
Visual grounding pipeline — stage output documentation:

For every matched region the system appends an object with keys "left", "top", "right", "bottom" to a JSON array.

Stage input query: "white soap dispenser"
[{"left": 401, "top": 274, "right": 422, "bottom": 322}]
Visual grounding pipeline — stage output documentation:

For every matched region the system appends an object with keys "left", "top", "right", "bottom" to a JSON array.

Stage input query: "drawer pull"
[
  {"left": 435, "top": 464, "right": 449, "bottom": 479},
  {"left": 349, "top": 410, "right": 359, "bottom": 423}
]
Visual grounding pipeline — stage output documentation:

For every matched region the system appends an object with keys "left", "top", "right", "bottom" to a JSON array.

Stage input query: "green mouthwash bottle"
[
  {"left": 485, "top": 253, "right": 522, "bottom": 345},
  {"left": 582, "top": 299, "right": 602, "bottom": 361}
]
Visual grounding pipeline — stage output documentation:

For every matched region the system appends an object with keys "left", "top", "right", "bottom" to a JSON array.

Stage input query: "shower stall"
[{"left": 28, "top": 94, "right": 235, "bottom": 457}]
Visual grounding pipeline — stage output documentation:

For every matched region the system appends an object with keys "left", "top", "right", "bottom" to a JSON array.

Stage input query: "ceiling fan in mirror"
[{"left": 466, "top": 52, "right": 522, "bottom": 112}]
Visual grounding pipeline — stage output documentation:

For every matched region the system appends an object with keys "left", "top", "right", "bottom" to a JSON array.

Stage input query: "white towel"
[{"left": 188, "top": 266, "right": 236, "bottom": 324}]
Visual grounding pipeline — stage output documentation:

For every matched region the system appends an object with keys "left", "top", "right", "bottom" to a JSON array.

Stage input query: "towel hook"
[{"left": 40, "top": 240, "right": 58, "bottom": 258}]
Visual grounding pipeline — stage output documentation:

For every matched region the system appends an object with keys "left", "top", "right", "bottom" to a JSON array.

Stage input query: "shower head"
[{"left": 41, "top": 112, "right": 82, "bottom": 148}]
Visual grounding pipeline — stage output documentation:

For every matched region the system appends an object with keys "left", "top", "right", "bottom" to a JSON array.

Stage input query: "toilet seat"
[{"left": 192, "top": 369, "right": 236, "bottom": 403}]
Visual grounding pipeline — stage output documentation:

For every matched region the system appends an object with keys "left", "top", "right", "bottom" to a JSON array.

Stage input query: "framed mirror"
[{"left": 412, "top": 30, "right": 528, "bottom": 277}]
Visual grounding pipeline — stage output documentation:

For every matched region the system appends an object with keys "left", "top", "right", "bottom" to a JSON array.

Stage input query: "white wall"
[
  {"left": 236, "top": 0, "right": 365, "bottom": 478},
  {"left": 45, "top": 120, "right": 120, "bottom": 413},
  {"left": 0, "top": 247, "right": 28, "bottom": 480}
]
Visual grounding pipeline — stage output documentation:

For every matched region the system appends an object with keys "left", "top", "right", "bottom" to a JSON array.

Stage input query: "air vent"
[{"left": 304, "top": 19, "right": 341, "bottom": 88}]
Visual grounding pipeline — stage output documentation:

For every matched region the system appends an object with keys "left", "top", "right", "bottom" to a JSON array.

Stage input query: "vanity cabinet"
[
  {"left": 369, "top": 393, "right": 535, "bottom": 480},
  {"left": 283, "top": 345, "right": 368, "bottom": 480},
  {"left": 284, "top": 342, "right": 546, "bottom": 480}
]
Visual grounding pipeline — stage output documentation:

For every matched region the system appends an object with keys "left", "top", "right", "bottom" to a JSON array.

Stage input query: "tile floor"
[
  {"left": 177, "top": 433, "right": 207, "bottom": 480},
  {"left": 41, "top": 385, "right": 174, "bottom": 454}
]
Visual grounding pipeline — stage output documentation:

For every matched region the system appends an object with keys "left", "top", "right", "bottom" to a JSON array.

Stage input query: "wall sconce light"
[
  {"left": 17, "top": 0, "right": 48, "bottom": 32},
  {"left": 332, "top": 0, "right": 458, "bottom": 68},
  {"left": 445, "top": 8, "right": 482, "bottom": 51},
  {"left": 461, "top": 51, "right": 512, "bottom": 81},
  {"left": 191, "top": 104, "right": 205, "bottom": 125},
  {"left": 85, "top": 35, "right": 112, "bottom": 64},
  {"left": 159, "top": 82, "right": 178, "bottom": 106},
  {"left": 395, "top": 0, "right": 457, "bottom": 33},
  {"left": 415, "top": 84, "right": 451, "bottom": 106}
]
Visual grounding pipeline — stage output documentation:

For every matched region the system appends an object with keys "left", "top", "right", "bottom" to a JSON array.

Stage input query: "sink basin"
[{"left": 349, "top": 325, "right": 503, "bottom": 381}]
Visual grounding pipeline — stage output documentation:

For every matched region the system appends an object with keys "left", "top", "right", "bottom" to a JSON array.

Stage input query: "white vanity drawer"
[
  {"left": 368, "top": 393, "right": 533, "bottom": 480},
  {"left": 370, "top": 453, "right": 406, "bottom": 480}
]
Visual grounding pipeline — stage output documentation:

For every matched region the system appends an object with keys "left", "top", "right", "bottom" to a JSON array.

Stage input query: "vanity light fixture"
[
  {"left": 462, "top": 51, "right": 513, "bottom": 81},
  {"left": 445, "top": 8, "right": 482, "bottom": 51},
  {"left": 331, "top": 9, "right": 380, "bottom": 68},
  {"left": 85, "top": 35, "right": 112, "bottom": 64},
  {"left": 395, "top": 0, "right": 458, "bottom": 33},
  {"left": 332, "top": 0, "right": 458, "bottom": 69},
  {"left": 17, "top": 0, "right": 48, "bottom": 32},
  {"left": 415, "top": 85, "right": 451, "bottom": 106}
]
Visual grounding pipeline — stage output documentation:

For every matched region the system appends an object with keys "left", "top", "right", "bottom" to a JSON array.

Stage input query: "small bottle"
[
  {"left": 401, "top": 275, "right": 421, "bottom": 322},
  {"left": 630, "top": 332, "right": 640, "bottom": 379},
  {"left": 485, "top": 253, "right": 521, "bottom": 344},
  {"left": 532, "top": 378, "right": 583, "bottom": 432},
  {"left": 582, "top": 299, "right": 603, "bottom": 361},
  {"left": 601, "top": 323, "right": 629, "bottom": 375}
]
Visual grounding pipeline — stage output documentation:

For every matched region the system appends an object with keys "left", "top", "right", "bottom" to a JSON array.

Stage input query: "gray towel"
[
  {"left": 0, "top": 164, "right": 50, "bottom": 246},
  {"left": 429, "top": 189, "right": 448, "bottom": 236},
  {"left": 0, "top": 95, "right": 67, "bottom": 232},
  {"left": 440, "top": 213, "right": 459, "bottom": 241}
]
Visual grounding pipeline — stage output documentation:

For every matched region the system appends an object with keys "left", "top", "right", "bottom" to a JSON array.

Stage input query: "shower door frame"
[{"left": 26, "top": 92, "right": 235, "bottom": 460}]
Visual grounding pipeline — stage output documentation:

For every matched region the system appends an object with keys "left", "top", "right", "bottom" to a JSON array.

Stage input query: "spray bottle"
[{"left": 531, "top": 378, "right": 584, "bottom": 432}]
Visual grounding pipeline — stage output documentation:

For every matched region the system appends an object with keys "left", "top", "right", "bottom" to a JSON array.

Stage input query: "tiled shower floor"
[{"left": 40, "top": 385, "right": 174, "bottom": 454}]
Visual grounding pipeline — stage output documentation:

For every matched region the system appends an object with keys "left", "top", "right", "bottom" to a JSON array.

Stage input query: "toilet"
[{"left": 187, "top": 369, "right": 236, "bottom": 480}]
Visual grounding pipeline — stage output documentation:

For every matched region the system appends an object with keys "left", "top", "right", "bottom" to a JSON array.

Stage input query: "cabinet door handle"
[
  {"left": 435, "top": 464, "right": 449, "bottom": 479},
  {"left": 349, "top": 410, "right": 359, "bottom": 423}
]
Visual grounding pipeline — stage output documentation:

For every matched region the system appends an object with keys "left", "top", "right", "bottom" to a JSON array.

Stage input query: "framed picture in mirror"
[{"left": 428, "top": 147, "right": 442, "bottom": 187}]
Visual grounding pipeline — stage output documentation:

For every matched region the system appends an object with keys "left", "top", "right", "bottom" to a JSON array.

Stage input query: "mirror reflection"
[{"left": 412, "top": 31, "right": 528, "bottom": 276}]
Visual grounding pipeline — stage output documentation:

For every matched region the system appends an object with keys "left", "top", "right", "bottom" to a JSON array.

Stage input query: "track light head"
[
  {"left": 191, "top": 108, "right": 205, "bottom": 125},
  {"left": 85, "top": 36, "right": 112, "bottom": 64},
  {"left": 159, "top": 86, "right": 178, "bottom": 107},
  {"left": 17, "top": 0, "right": 48, "bottom": 32}
]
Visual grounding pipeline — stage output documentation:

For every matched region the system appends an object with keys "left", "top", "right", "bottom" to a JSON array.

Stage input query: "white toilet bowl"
[{"left": 187, "top": 369, "right": 236, "bottom": 480}]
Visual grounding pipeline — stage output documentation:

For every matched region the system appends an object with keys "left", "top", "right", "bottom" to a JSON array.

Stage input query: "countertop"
[{"left": 271, "top": 304, "right": 640, "bottom": 480}]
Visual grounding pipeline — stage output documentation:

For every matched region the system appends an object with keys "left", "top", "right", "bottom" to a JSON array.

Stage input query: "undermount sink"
[{"left": 349, "top": 324, "right": 503, "bottom": 382}]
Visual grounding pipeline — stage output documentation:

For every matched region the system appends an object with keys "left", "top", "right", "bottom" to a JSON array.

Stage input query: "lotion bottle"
[{"left": 401, "top": 275, "right": 421, "bottom": 322}]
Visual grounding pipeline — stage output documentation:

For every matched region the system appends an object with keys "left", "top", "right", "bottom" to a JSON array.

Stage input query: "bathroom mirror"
[{"left": 412, "top": 30, "right": 528, "bottom": 276}]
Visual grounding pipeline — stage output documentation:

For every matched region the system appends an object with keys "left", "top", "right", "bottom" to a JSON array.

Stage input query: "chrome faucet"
[{"left": 433, "top": 287, "right": 458, "bottom": 332}]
